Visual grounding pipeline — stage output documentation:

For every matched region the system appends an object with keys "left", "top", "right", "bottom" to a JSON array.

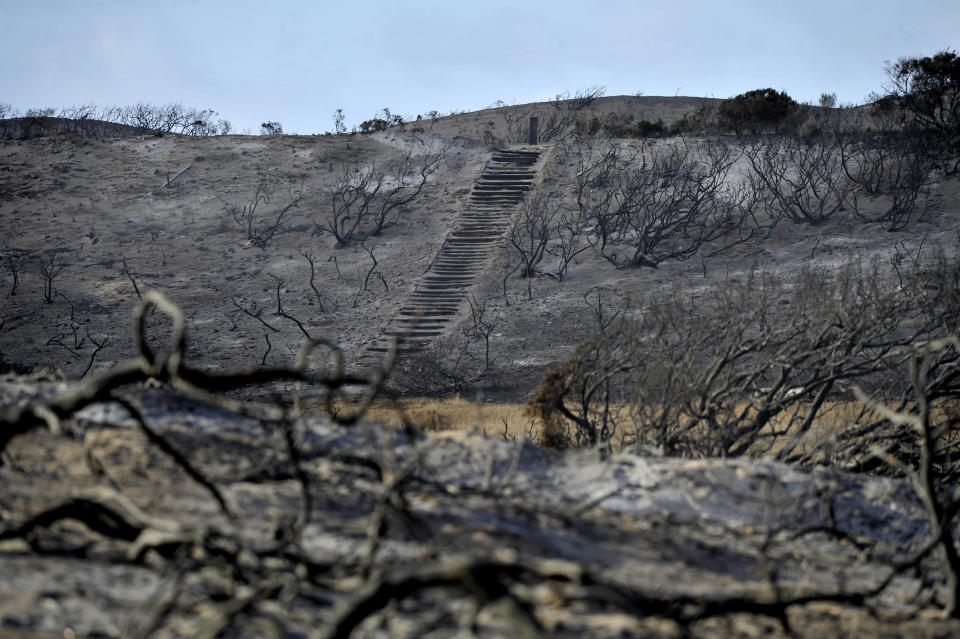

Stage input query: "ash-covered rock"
[{"left": 1, "top": 384, "right": 957, "bottom": 638}]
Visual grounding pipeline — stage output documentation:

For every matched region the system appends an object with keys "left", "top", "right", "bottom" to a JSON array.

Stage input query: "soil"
[
  {"left": 0, "top": 128, "right": 487, "bottom": 385},
  {"left": 2, "top": 99, "right": 957, "bottom": 404}
]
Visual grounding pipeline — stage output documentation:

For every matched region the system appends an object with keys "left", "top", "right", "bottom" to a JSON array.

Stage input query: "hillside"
[
  {"left": 0, "top": 96, "right": 956, "bottom": 403},
  {"left": 2, "top": 94, "right": 960, "bottom": 637}
]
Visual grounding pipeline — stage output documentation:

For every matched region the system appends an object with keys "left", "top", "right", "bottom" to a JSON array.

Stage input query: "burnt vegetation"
[
  {"left": 0, "top": 101, "right": 233, "bottom": 139},
  {"left": 314, "top": 138, "right": 447, "bottom": 245},
  {"left": 1, "top": 50, "right": 960, "bottom": 637}
]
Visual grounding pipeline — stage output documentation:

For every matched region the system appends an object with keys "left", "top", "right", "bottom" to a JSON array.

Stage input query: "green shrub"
[
  {"left": 574, "top": 115, "right": 602, "bottom": 137},
  {"left": 359, "top": 117, "right": 389, "bottom": 134},
  {"left": 598, "top": 112, "right": 666, "bottom": 138},
  {"left": 669, "top": 102, "right": 718, "bottom": 136},
  {"left": 718, "top": 88, "right": 798, "bottom": 135},
  {"left": 359, "top": 107, "right": 405, "bottom": 134},
  {"left": 259, "top": 121, "right": 283, "bottom": 135},
  {"left": 885, "top": 49, "right": 960, "bottom": 173}
]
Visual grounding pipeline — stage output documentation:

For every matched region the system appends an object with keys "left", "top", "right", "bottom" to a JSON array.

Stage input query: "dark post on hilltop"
[{"left": 529, "top": 116, "right": 539, "bottom": 145}]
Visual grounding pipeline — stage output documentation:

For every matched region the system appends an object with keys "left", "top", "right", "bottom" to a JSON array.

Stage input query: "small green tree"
[
  {"left": 333, "top": 108, "right": 346, "bottom": 135},
  {"left": 887, "top": 50, "right": 960, "bottom": 135},
  {"left": 718, "top": 88, "right": 798, "bottom": 135},
  {"left": 260, "top": 121, "right": 283, "bottom": 135},
  {"left": 885, "top": 49, "right": 960, "bottom": 173}
]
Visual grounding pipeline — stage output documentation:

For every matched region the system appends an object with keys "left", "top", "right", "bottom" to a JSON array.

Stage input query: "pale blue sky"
[{"left": 2, "top": 0, "right": 957, "bottom": 134}]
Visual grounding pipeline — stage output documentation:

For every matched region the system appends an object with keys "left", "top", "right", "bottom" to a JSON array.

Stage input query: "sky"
[{"left": 1, "top": 0, "right": 957, "bottom": 134}]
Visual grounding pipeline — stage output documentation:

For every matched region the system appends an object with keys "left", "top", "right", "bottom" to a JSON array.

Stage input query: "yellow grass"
[
  {"left": 359, "top": 397, "right": 537, "bottom": 440},
  {"left": 344, "top": 396, "right": 940, "bottom": 457},
  {"left": 344, "top": 397, "right": 900, "bottom": 454}
]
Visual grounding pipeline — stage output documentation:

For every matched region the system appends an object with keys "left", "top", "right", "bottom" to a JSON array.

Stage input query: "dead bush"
[
  {"left": 315, "top": 139, "right": 446, "bottom": 245},
  {"left": 533, "top": 254, "right": 960, "bottom": 462},
  {"left": 572, "top": 138, "right": 755, "bottom": 268},
  {"left": 744, "top": 134, "right": 852, "bottom": 225}
]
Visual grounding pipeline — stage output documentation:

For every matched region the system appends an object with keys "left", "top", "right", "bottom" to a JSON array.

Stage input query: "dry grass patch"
[
  {"left": 357, "top": 397, "right": 538, "bottom": 439},
  {"left": 345, "top": 396, "right": 945, "bottom": 464}
]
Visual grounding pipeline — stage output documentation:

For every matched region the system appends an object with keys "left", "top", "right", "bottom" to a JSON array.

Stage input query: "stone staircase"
[{"left": 366, "top": 147, "right": 543, "bottom": 356}]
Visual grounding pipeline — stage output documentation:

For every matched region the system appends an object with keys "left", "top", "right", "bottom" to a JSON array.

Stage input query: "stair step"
[
  {"left": 483, "top": 172, "right": 535, "bottom": 177},
  {"left": 491, "top": 158, "right": 538, "bottom": 165},
  {"left": 401, "top": 303, "right": 462, "bottom": 308},
  {"left": 385, "top": 331, "right": 444, "bottom": 338},
  {"left": 475, "top": 180, "right": 532, "bottom": 186},
  {"left": 423, "top": 273, "right": 475, "bottom": 279},
  {"left": 494, "top": 151, "right": 540, "bottom": 157},
  {"left": 436, "top": 256, "right": 488, "bottom": 262},
  {"left": 482, "top": 171, "right": 535, "bottom": 178},
  {"left": 410, "top": 294, "right": 465, "bottom": 300},
  {"left": 492, "top": 151, "right": 539, "bottom": 158},
  {"left": 400, "top": 304, "right": 460, "bottom": 310},
  {"left": 474, "top": 183, "right": 531, "bottom": 190},
  {"left": 451, "top": 233, "right": 501, "bottom": 240},
  {"left": 423, "top": 279, "right": 474, "bottom": 285},
  {"left": 368, "top": 147, "right": 541, "bottom": 352},
  {"left": 416, "top": 290, "right": 469, "bottom": 296}
]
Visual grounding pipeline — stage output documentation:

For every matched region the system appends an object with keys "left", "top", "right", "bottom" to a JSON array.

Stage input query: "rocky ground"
[{"left": 2, "top": 378, "right": 959, "bottom": 638}]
